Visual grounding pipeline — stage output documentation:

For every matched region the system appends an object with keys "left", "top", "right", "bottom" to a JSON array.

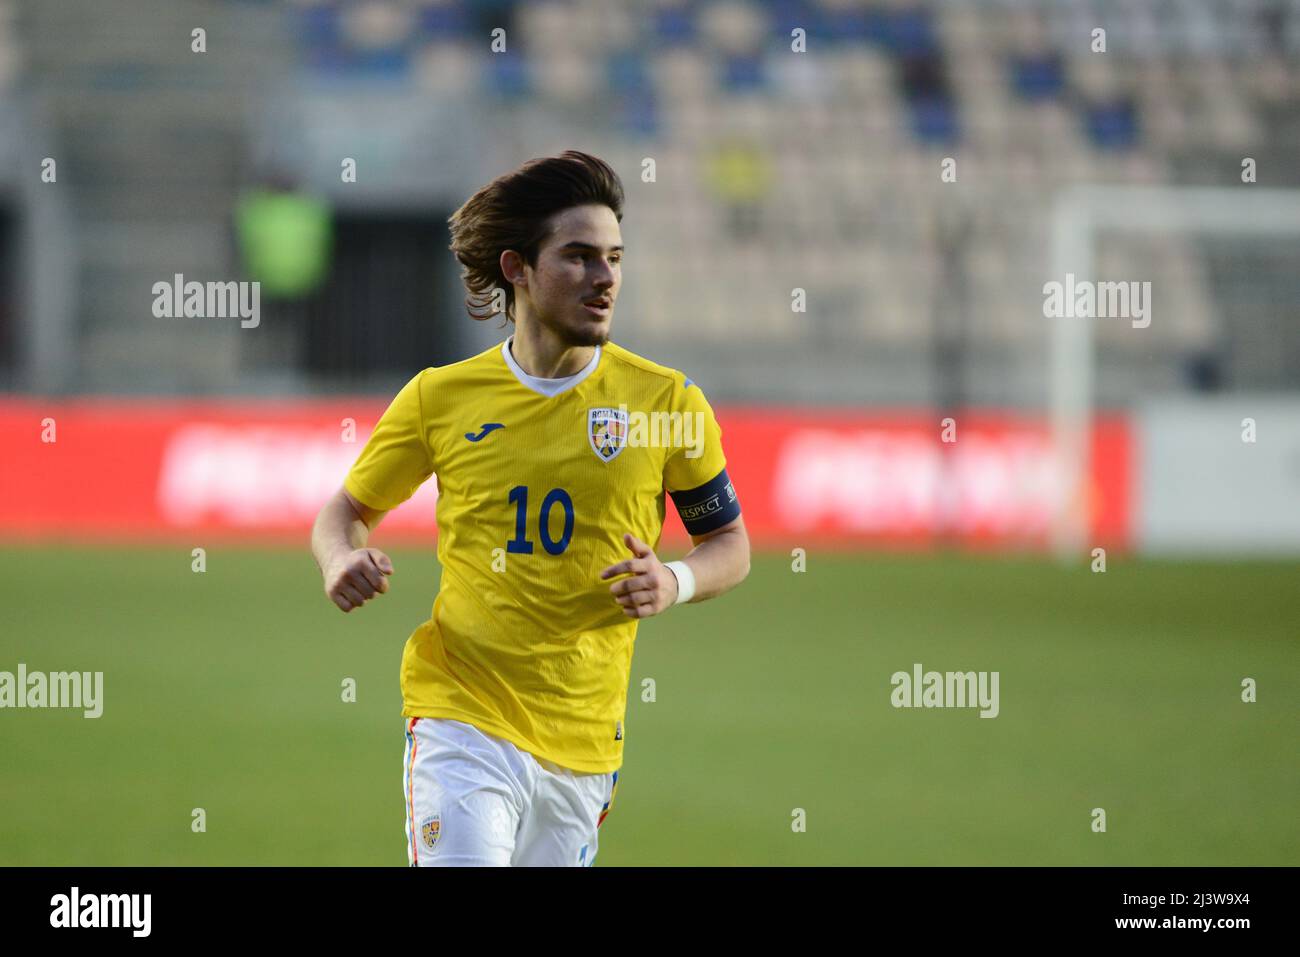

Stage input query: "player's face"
[{"left": 526, "top": 204, "right": 622, "bottom": 348}]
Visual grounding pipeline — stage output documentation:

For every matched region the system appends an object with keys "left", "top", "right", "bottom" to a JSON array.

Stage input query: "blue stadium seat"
[{"left": 1009, "top": 53, "right": 1064, "bottom": 101}]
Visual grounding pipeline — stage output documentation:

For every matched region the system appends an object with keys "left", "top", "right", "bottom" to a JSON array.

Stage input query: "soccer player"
[{"left": 310, "top": 151, "right": 750, "bottom": 866}]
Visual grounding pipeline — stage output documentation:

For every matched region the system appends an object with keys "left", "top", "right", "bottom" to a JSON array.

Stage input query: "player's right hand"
[{"left": 324, "top": 547, "right": 394, "bottom": 613}]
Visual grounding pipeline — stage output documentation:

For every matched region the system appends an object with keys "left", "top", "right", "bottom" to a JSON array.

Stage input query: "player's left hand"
[{"left": 599, "top": 532, "right": 678, "bottom": 619}]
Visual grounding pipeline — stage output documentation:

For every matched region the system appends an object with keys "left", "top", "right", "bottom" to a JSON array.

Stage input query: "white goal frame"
[{"left": 1048, "top": 185, "right": 1300, "bottom": 561}]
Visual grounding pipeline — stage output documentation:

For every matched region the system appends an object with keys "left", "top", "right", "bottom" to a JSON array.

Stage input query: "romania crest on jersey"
[
  {"left": 420, "top": 815, "right": 441, "bottom": 850},
  {"left": 588, "top": 407, "right": 628, "bottom": 462}
]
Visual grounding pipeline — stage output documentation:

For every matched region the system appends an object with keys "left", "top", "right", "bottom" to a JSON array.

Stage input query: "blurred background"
[{"left": 0, "top": 0, "right": 1296, "bottom": 866}]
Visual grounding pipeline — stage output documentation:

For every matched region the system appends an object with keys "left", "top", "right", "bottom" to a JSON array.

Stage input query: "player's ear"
[
  {"left": 499, "top": 249, "right": 527, "bottom": 287},
  {"left": 499, "top": 250, "right": 516, "bottom": 285}
]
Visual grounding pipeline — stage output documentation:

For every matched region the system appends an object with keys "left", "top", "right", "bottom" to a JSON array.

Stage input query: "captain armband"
[{"left": 668, "top": 468, "right": 741, "bottom": 536}]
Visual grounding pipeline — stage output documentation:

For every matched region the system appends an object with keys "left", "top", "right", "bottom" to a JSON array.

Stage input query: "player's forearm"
[
  {"left": 311, "top": 492, "right": 370, "bottom": 576},
  {"left": 679, "top": 526, "right": 751, "bottom": 603}
]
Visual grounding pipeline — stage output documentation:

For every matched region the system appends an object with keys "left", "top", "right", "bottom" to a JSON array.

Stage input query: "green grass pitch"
[{"left": 1, "top": 545, "right": 1295, "bottom": 866}]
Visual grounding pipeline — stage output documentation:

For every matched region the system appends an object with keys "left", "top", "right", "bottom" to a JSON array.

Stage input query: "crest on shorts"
[
  {"left": 588, "top": 407, "right": 628, "bottom": 462},
  {"left": 420, "top": 815, "right": 440, "bottom": 850}
]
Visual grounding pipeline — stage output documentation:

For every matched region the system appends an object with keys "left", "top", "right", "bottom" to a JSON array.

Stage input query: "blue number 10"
[{"left": 506, "top": 485, "right": 574, "bottom": 555}]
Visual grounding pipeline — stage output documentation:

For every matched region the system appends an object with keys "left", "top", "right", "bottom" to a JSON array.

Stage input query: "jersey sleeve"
[
  {"left": 662, "top": 375, "right": 742, "bottom": 535},
  {"left": 343, "top": 370, "right": 435, "bottom": 512}
]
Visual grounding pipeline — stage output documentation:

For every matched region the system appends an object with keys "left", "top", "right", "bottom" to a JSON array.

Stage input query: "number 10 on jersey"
[{"left": 506, "top": 485, "right": 575, "bottom": 555}]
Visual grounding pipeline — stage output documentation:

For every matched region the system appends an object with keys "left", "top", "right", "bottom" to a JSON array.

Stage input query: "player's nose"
[{"left": 589, "top": 259, "right": 617, "bottom": 287}]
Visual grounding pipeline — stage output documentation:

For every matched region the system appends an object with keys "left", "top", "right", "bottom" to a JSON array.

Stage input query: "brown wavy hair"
[{"left": 447, "top": 150, "right": 625, "bottom": 325}]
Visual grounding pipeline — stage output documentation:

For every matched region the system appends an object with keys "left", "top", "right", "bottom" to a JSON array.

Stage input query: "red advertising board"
[{"left": 0, "top": 400, "right": 1131, "bottom": 550}]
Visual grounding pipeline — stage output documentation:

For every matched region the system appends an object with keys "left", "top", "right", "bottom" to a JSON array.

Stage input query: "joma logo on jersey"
[
  {"left": 465, "top": 423, "right": 505, "bottom": 442},
  {"left": 588, "top": 407, "right": 629, "bottom": 462}
]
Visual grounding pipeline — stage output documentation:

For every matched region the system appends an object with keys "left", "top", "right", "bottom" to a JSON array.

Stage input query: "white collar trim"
[{"left": 501, "top": 335, "right": 601, "bottom": 397}]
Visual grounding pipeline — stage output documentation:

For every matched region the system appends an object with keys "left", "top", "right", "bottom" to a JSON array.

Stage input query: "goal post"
[{"left": 1047, "top": 185, "right": 1300, "bottom": 562}]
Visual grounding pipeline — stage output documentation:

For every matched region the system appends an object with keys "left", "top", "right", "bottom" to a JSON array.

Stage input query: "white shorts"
[{"left": 401, "top": 717, "right": 619, "bottom": 867}]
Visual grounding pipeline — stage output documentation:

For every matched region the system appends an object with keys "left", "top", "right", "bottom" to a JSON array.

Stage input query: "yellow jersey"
[{"left": 344, "top": 336, "right": 741, "bottom": 773}]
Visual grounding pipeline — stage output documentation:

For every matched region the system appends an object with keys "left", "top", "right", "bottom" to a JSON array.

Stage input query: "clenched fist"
[{"left": 324, "top": 547, "right": 394, "bottom": 613}]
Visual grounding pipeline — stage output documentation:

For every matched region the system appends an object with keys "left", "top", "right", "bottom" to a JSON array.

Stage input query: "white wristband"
[{"left": 664, "top": 560, "right": 696, "bottom": 605}]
